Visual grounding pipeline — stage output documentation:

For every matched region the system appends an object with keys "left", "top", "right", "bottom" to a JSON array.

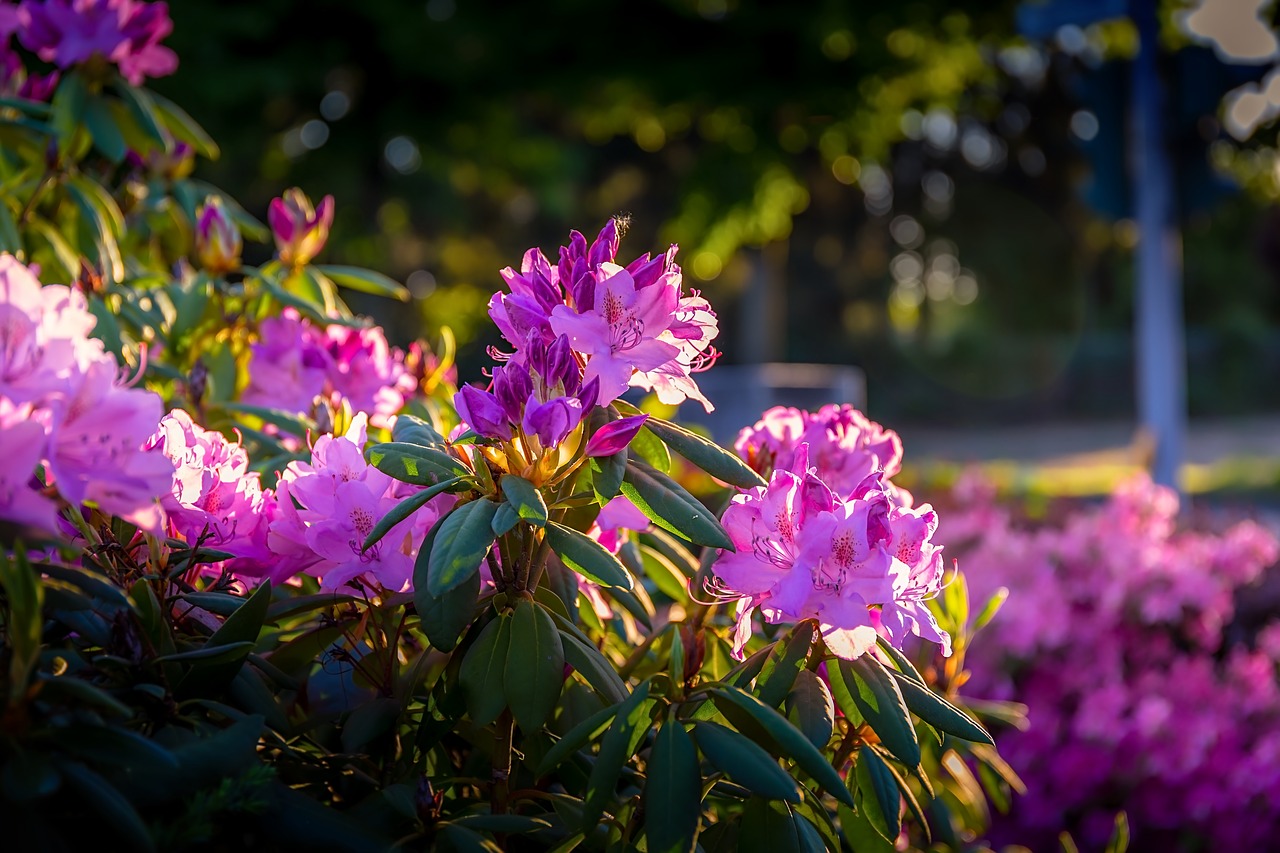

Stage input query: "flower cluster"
[
  {"left": 14, "top": 0, "right": 176, "bottom": 86},
  {"left": 713, "top": 408, "right": 949, "bottom": 661},
  {"left": 270, "top": 414, "right": 454, "bottom": 592},
  {"left": 0, "top": 253, "right": 170, "bottom": 532},
  {"left": 487, "top": 219, "right": 719, "bottom": 412},
  {"left": 242, "top": 308, "right": 416, "bottom": 429},
  {"left": 736, "top": 403, "right": 911, "bottom": 505},
  {"left": 953, "top": 475, "right": 1280, "bottom": 850}
]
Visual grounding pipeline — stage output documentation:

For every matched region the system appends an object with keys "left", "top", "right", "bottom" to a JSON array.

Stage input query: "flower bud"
[
  {"left": 269, "top": 188, "right": 334, "bottom": 267},
  {"left": 195, "top": 198, "right": 242, "bottom": 275}
]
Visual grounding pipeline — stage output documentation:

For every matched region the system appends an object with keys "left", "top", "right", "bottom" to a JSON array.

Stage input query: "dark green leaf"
[
  {"left": 111, "top": 80, "right": 167, "bottom": 148},
  {"left": 582, "top": 679, "right": 652, "bottom": 828},
  {"left": 0, "top": 197, "right": 21, "bottom": 254},
  {"left": 450, "top": 814, "right": 553, "bottom": 833},
  {"left": 544, "top": 520, "right": 634, "bottom": 590},
  {"left": 890, "top": 671, "right": 993, "bottom": 745},
  {"left": 644, "top": 416, "right": 766, "bottom": 488},
  {"left": 785, "top": 671, "right": 835, "bottom": 750},
  {"left": 692, "top": 722, "right": 801, "bottom": 802},
  {"left": 590, "top": 450, "right": 626, "bottom": 503},
  {"left": 50, "top": 72, "right": 87, "bottom": 155},
  {"left": 392, "top": 414, "right": 447, "bottom": 447},
  {"left": 709, "top": 685, "right": 854, "bottom": 808},
  {"left": 738, "top": 798, "right": 808, "bottom": 853},
  {"left": 57, "top": 760, "right": 156, "bottom": 852},
  {"left": 83, "top": 96, "right": 126, "bottom": 162},
  {"left": 366, "top": 441, "right": 469, "bottom": 486},
  {"left": 265, "top": 591, "right": 354, "bottom": 623},
  {"left": 621, "top": 460, "right": 732, "bottom": 550},
  {"left": 756, "top": 622, "right": 814, "bottom": 708},
  {"left": 342, "top": 696, "right": 401, "bottom": 752},
  {"left": 500, "top": 475, "right": 548, "bottom": 527},
  {"left": 838, "top": 798, "right": 896, "bottom": 853},
  {"left": 874, "top": 635, "right": 926, "bottom": 686},
  {"left": 646, "top": 719, "right": 701, "bottom": 853},
  {"left": 176, "top": 581, "right": 272, "bottom": 694},
  {"left": 535, "top": 704, "right": 619, "bottom": 777},
  {"left": 314, "top": 264, "right": 410, "bottom": 300},
  {"left": 436, "top": 823, "right": 502, "bottom": 852},
  {"left": 415, "top": 513, "right": 481, "bottom": 652},
  {"left": 363, "top": 475, "right": 465, "bottom": 552},
  {"left": 459, "top": 614, "right": 511, "bottom": 726},
  {"left": 427, "top": 499, "right": 499, "bottom": 595},
  {"left": 34, "top": 675, "right": 132, "bottom": 718},
  {"left": 835, "top": 656, "right": 921, "bottom": 767},
  {"left": 155, "top": 641, "right": 254, "bottom": 664},
  {"left": 856, "top": 747, "right": 900, "bottom": 841},
  {"left": 559, "top": 627, "right": 629, "bottom": 705},
  {"left": 1, "top": 751, "right": 60, "bottom": 802},
  {"left": 504, "top": 599, "right": 565, "bottom": 731},
  {"left": 491, "top": 502, "right": 521, "bottom": 536}
]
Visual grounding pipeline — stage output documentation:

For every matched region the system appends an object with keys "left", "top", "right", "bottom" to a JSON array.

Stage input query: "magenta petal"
[
  {"left": 454, "top": 385, "right": 512, "bottom": 441},
  {"left": 584, "top": 413, "right": 649, "bottom": 457}
]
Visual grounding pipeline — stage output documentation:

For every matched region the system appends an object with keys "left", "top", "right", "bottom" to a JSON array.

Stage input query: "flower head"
[
  {"left": 18, "top": 0, "right": 177, "bottom": 85},
  {"left": 269, "top": 188, "right": 334, "bottom": 267}
]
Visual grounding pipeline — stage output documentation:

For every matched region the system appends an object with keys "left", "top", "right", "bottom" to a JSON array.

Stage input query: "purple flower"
[
  {"left": 0, "top": 399, "right": 58, "bottom": 531},
  {"left": 322, "top": 323, "right": 415, "bottom": 429},
  {"left": 194, "top": 197, "right": 241, "bottom": 275},
  {"left": 490, "top": 221, "right": 720, "bottom": 412},
  {"left": 18, "top": 0, "right": 177, "bottom": 85},
  {"left": 269, "top": 188, "right": 333, "bottom": 267},
  {"left": 454, "top": 382, "right": 513, "bottom": 441},
  {"left": 242, "top": 309, "right": 332, "bottom": 416}
]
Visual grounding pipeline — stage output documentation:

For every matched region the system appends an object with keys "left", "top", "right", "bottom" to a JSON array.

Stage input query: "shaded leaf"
[
  {"left": 459, "top": 614, "right": 511, "bottom": 726},
  {"left": 646, "top": 719, "right": 701, "bottom": 853},
  {"left": 363, "top": 475, "right": 465, "bottom": 552},
  {"left": 835, "top": 655, "right": 920, "bottom": 768},
  {"left": 582, "top": 680, "right": 652, "bottom": 828},
  {"left": 692, "top": 722, "right": 801, "bottom": 803},
  {"left": 544, "top": 520, "right": 633, "bottom": 590},
  {"left": 427, "top": 499, "right": 499, "bottom": 595},
  {"left": 890, "top": 670, "right": 993, "bottom": 745},
  {"left": 500, "top": 474, "right": 548, "bottom": 527},
  {"left": 504, "top": 599, "right": 565, "bottom": 731},
  {"left": 644, "top": 416, "right": 766, "bottom": 488},
  {"left": 620, "top": 459, "right": 732, "bottom": 550},
  {"left": 315, "top": 264, "right": 409, "bottom": 300}
]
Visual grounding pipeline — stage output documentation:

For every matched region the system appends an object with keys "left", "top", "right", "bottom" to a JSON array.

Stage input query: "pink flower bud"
[
  {"left": 269, "top": 187, "right": 334, "bottom": 267},
  {"left": 584, "top": 413, "right": 649, "bottom": 457},
  {"left": 195, "top": 198, "right": 241, "bottom": 275}
]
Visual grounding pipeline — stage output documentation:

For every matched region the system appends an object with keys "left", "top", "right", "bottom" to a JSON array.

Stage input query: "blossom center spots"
[
  {"left": 602, "top": 290, "right": 625, "bottom": 325},
  {"left": 351, "top": 506, "right": 375, "bottom": 536},
  {"left": 896, "top": 539, "right": 919, "bottom": 565},
  {"left": 775, "top": 507, "right": 794, "bottom": 542},
  {"left": 832, "top": 531, "right": 856, "bottom": 568}
]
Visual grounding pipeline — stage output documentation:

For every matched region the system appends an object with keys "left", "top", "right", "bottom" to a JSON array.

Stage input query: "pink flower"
[
  {"left": 242, "top": 309, "right": 333, "bottom": 416},
  {"left": 323, "top": 323, "right": 414, "bottom": 429},
  {"left": 0, "top": 399, "right": 57, "bottom": 531},
  {"left": 269, "top": 188, "right": 334, "bottom": 267},
  {"left": 18, "top": 0, "right": 177, "bottom": 85},
  {"left": 736, "top": 404, "right": 909, "bottom": 504},
  {"left": 584, "top": 413, "right": 649, "bottom": 458},
  {"left": 711, "top": 445, "right": 948, "bottom": 661},
  {"left": 271, "top": 414, "right": 454, "bottom": 592}
]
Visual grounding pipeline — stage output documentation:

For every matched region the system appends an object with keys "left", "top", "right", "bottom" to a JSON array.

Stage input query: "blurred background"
[{"left": 155, "top": 0, "right": 1280, "bottom": 487}]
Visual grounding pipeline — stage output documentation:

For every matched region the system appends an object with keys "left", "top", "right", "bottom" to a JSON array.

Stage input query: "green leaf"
[
  {"left": 709, "top": 685, "right": 854, "bottom": 808},
  {"left": 459, "top": 614, "right": 511, "bottom": 726},
  {"left": 535, "top": 704, "right": 619, "bottom": 777},
  {"left": 363, "top": 475, "right": 465, "bottom": 552},
  {"left": 314, "top": 264, "right": 409, "bottom": 301},
  {"left": 620, "top": 459, "right": 733, "bottom": 550},
  {"left": 217, "top": 402, "right": 318, "bottom": 437},
  {"left": 835, "top": 656, "right": 921, "bottom": 767},
  {"left": 450, "top": 814, "right": 553, "bottom": 833},
  {"left": 367, "top": 441, "right": 469, "bottom": 486},
  {"left": 756, "top": 622, "right": 814, "bottom": 708},
  {"left": 582, "top": 679, "right": 652, "bottom": 828},
  {"left": 500, "top": 474, "right": 548, "bottom": 527},
  {"left": 738, "top": 797, "right": 818, "bottom": 853},
  {"left": 436, "top": 824, "right": 502, "bottom": 852},
  {"left": 39, "top": 564, "right": 130, "bottom": 611},
  {"left": 175, "top": 581, "right": 272, "bottom": 694},
  {"left": 855, "top": 747, "right": 900, "bottom": 841},
  {"left": 491, "top": 502, "right": 521, "bottom": 536},
  {"left": 873, "top": 635, "right": 926, "bottom": 686},
  {"left": 692, "top": 722, "right": 801, "bottom": 802},
  {"left": 83, "top": 96, "right": 126, "bottom": 162},
  {"left": 1, "top": 752, "right": 60, "bottom": 802},
  {"left": 890, "top": 671, "right": 993, "bottom": 745},
  {"left": 427, "top": 499, "right": 499, "bottom": 595},
  {"left": 646, "top": 719, "right": 701, "bottom": 853},
  {"left": 543, "top": 520, "right": 634, "bottom": 590},
  {"left": 590, "top": 449, "right": 627, "bottom": 503},
  {"left": 156, "top": 641, "right": 255, "bottom": 665},
  {"left": 148, "top": 89, "right": 219, "bottom": 159},
  {"left": 111, "top": 80, "right": 167, "bottom": 148},
  {"left": 504, "top": 599, "right": 565, "bottom": 731},
  {"left": 973, "top": 586, "right": 1009, "bottom": 633},
  {"left": 558, "top": 627, "right": 629, "bottom": 705},
  {"left": 50, "top": 72, "right": 87, "bottom": 155},
  {"left": 58, "top": 760, "right": 156, "bottom": 853},
  {"left": 644, "top": 416, "right": 766, "bottom": 488},
  {"left": 34, "top": 675, "right": 132, "bottom": 718},
  {"left": 342, "top": 696, "right": 401, "bottom": 753},
  {"left": 0, "top": 196, "right": 21, "bottom": 254},
  {"left": 393, "top": 414, "right": 447, "bottom": 447},
  {"left": 53, "top": 723, "right": 179, "bottom": 773},
  {"left": 838, "top": 797, "right": 896, "bottom": 853},
  {"left": 785, "top": 671, "right": 835, "bottom": 750}
]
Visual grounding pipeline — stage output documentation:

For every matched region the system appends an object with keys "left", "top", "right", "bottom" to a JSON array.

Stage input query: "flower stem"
[{"left": 491, "top": 709, "right": 514, "bottom": 816}]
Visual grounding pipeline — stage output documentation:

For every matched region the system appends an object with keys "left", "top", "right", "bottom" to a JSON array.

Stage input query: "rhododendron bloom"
[
  {"left": 0, "top": 399, "right": 57, "bottom": 531},
  {"left": 271, "top": 414, "right": 454, "bottom": 591},
  {"left": 737, "top": 404, "right": 906, "bottom": 500},
  {"left": 323, "top": 323, "right": 415, "bottom": 427},
  {"left": 712, "top": 444, "right": 948, "bottom": 661},
  {"left": 269, "top": 188, "right": 333, "bottom": 267},
  {"left": 584, "top": 413, "right": 649, "bottom": 457},
  {"left": 18, "top": 0, "right": 178, "bottom": 85},
  {"left": 195, "top": 197, "right": 241, "bottom": 275}
]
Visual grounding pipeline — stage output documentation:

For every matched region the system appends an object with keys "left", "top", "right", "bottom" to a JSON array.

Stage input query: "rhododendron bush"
[
  {"left": 0, "top": 3, "right": 1014, "bottom": 852},
  {"left": 951, "top": 476, "right": 1280, "bottom": 851}
]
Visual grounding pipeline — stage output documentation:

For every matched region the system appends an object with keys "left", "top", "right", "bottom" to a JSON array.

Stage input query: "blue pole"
[{"left": 1130, "top": 0, "right": 1186, "bottom": 491}]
